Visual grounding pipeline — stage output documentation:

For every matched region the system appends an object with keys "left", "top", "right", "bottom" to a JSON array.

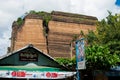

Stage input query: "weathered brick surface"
[
  {"left": 10, "top": 11, "right": 97, "bottom": 58},
  {"left": 48, "top": 21, "right": 96, "bottom": 58},
  {"left": 12, "top": 19, "right": 47, "bottom": 53}
]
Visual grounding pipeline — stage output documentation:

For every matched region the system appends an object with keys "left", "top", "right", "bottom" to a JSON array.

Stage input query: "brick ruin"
[{"left": 9, "top": 11, "right": 97, "bottom": 58}]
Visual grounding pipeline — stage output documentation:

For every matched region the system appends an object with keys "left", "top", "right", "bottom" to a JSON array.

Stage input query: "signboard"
[
  {"left": 19, "top": 52, "right": 38, "bottom": 61},
  {"left": 75, "top": 38, "right": 86, "bottom": 70},
  {"left": 0, "top": 70, "right": 75, "bottom": 79}
]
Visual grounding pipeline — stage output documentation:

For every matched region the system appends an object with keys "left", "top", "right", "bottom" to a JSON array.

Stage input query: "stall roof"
[{"left": 0, "top": 44, "right": 68, "bottom": 70}]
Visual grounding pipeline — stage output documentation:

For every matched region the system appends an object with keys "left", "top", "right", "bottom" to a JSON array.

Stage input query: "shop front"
[{"left": 0, "top": 44, "right": 75, "bottom": 79}]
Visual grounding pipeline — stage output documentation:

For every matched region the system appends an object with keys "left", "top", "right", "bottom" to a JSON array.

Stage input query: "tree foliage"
[
  {"left": 86, "top": 12, "right": 120, "bottom": 60},
  {"left": 55, "top": 58, "right": 76, "bottom": 71},
  {"left": 55, "top": 12, "right": 120, "bottom": 71},
  {"left": 86, "top": 12, "right": 120, "bottom": 44},
  {"left": 97, "top": 12, "right": 120, "bottom": 44},
  {"left": 85, "top": 45, "right": 119, "bottom": 71},
  {"left": 85, "top": 30, "right": 97, "bottom": 45},
  {"left": 16, "top": 17, "right": 24, "bottom": 26}
]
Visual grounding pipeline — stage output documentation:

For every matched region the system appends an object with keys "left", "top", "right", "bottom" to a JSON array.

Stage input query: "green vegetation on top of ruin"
[
  {"left": 28, "top": 10, "right": 97, "bottom": 21},
  {"left": 29, "top": 10, "right": 52, "bottom": 23},
  {"left": 12, "top": 17, "right": 24, "bottom": 28},
  {"left": 14, "top": 10, "right": 98, "bottom": 27},
  {"left": 14, "top": 10, "right": 52, "bottom": 27}
]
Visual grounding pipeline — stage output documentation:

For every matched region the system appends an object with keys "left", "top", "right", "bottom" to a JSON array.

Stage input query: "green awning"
[{"left": 0, "top": 66, "right": 64, "bottom": 72}]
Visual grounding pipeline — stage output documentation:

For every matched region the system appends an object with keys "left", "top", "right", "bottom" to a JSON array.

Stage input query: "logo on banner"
[
  {"left": 46, "top": 72, "right": 51, "bottom": 78},
  {"left": 46, "top": 72, "right": 58, "bottom": 78},
  {"left": 11, "top": 71, "right": 26, "bottom": 77},
  {"left": 78, "top": 42, "right": 84, "bottom": 61}
]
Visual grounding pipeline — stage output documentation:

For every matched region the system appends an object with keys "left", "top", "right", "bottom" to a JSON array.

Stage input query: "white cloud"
[
  {"left": 0, "top": 30, "right": 10, "bottom": 56},
  {"left": 0, "top": 0, "right": 120, "bottom": 56},
  {"left": 70, "top": 0, "right": 120, "bottom": 20},
  {"left": 22, "top": 0, "right": 71, "bottom": 13}
]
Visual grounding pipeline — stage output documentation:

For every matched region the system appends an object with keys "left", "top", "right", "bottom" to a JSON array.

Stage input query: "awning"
[
  {"left": 0, "top": 66, "right": 76, "bottom": 79},
  {"left": 0, "top": 66, "right": 62, "bottom": 72}
]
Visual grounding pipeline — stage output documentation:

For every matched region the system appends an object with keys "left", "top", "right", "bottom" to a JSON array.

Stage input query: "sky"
[{"left": 0, "top": 0, "right": 120, "bottom": 56}]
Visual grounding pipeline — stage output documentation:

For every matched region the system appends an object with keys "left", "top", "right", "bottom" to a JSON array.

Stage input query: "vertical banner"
[{"left": 75, "top": 38, "right": 86, "bottom": 70}]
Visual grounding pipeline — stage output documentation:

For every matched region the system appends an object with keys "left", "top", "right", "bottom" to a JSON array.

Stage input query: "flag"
[
  {"left": 115, "top": 0, "right": 120, "bottom": 6},
  {"left": 75, "top": 38, "right": 86, "bottom": 70}
]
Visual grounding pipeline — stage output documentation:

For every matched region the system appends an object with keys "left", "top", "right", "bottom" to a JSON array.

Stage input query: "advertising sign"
[
  {"left": 19, "top": 52, "right": 38, "bottom": 61},
  {"left": 0, "top": 70, "right": 75, "bottom": 79},
  {"left": 75, "top": 38, "right": 86, "bottom": 70}
]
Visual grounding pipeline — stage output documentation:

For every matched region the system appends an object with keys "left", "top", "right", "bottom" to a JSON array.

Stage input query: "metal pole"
[
  {"left": 76, "top": 41, "right": 80, "bottom": 80},
  {"left": 77, "top": 69, "right": 80, "bottom": 80},
  {"left": 70, "top": 42, "right": 73, "bottom": 59}
]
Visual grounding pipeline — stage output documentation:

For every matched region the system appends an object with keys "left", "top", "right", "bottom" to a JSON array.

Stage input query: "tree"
[
  {"left": 86, "top": 12, "right": 120, "bottom": 60},
  {"left": 97, "top": 12, "right": 120, "bottom": 60},
  {"left": 85, "top": 45, "right": 119, "bottom": 71},
  {"left": 97, "top": 12, "right": 120, "bottom": 44},
  {"left": 79, "top": 12, "right": 120, "bottom": 80},
  {"left": 55, "top": 57, "right": 76, "bottom": 71},
  {"left": 85, "top": 30, "right": 98, "bottom": 45}
]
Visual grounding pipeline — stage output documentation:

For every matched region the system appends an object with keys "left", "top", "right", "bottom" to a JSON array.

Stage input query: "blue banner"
[{"left": 75, "top": 38, "right": 85, "bottom": 70}]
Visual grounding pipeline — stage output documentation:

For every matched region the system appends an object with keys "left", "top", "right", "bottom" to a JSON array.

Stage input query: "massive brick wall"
[
  {"left": 48, "top": 21, "right": 96, "bottom": 58},
  {"left": 47, "top": 11, "right": 97, "bottom": 58},
  {"left": 11, "top": 18, "right": 47, "bottom": 53},
  {"left": 10, "top": 11, "right": 97, "bottom": 58}
]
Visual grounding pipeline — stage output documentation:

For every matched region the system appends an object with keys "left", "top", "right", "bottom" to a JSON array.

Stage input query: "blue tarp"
[
  {"left": 115, "top": 0, "right": 120, "bottom": 6},
  {"left": 111, "top": 66, "right": 120, "bottom": 71},
  {"left": 94, "top": 66, "right": 120, "bottom": 77}
]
